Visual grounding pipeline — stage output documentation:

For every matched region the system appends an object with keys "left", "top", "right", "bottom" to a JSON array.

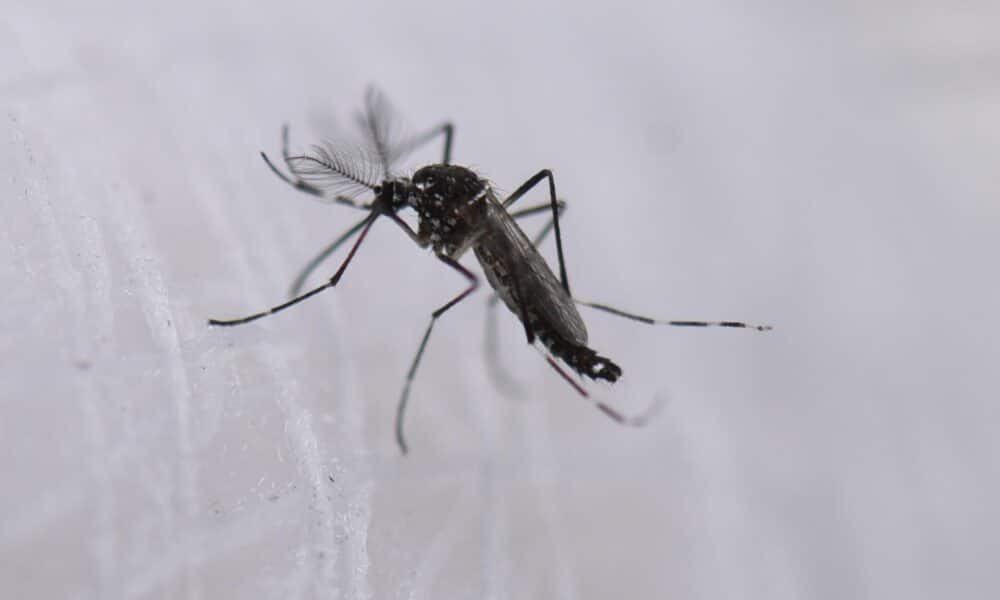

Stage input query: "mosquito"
[{"left": 209, "top": 88, "right": 772, "bottom": 454}]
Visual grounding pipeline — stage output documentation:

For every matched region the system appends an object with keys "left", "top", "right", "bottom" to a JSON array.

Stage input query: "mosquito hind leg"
[
  {"left": 396, "top": 256, "right": 479, "bottom": 454},
  {"left": 502, "top": 197, "right": 773, "bottom": 334},
  {"left": 506, "top": 198, "right": 772, "bottom": 334},
  {"left": 543, "top": 356, "right": 663, "bottom": 427},
  {"left": 576, "top": 300, "right": 773, "bottom": 332}
]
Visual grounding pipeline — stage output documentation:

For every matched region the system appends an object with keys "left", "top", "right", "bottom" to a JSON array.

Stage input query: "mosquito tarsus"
[{"left": 208, "top": 88, "right": 772, "bottom": 454}]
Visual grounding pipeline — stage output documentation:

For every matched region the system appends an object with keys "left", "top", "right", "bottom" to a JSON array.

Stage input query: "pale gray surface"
[{"left": 2, "top": 1, "right": 998, "bottom": 598}]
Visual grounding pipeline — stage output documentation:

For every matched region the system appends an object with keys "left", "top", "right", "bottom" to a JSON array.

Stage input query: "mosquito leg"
[
  {"left": 576, "top": 301, "right": 773, "bottom": 332},
  {"left": 396, "top": 256, "right": 479, "bottom": 454},
  {"left": 484, "top": 297, "right": 524, "bottom": 396},
  {"left": 507, "top": 200, "right": 771, "bottom": 334},
  {"left": 507, "top": 199, "right": 567, "bottom": 222},
  {"left": 287, "top": 214, "right": 371, "bottom": 297},
  {"left": 260, "top": 124, "right": 371, "bottom": 210},
  {"left": 502, "top": 170, "right": 570, "bottom": 294},
  {"left": 396, "top": 122, "right": 455, "bottom": 165},
  {"left": 208, "top": 214, "right": 377, "bottom": 326},
  {"left": 382, "top": 121, "right": 454, "bottom": 167},
  {"left": 544, "top": 357, "right": 664, "bottom": 427},
  {"left": 439, "top": 123, "right": 454, "bottom": 165},
  {"left": 510, "top": 200, "right": 771, "bottom": 333}
]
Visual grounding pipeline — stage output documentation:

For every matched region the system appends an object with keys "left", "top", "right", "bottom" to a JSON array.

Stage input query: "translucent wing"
[
  {"left": 474, "top": 196, "right": 588, "bottom": 346},
  {"left": 355, "top": 86, "right": 406, "bottom": 178},
  {"left": 386, "top": 121, "right": 450, "bottom": 167},
  {"left": 285, "top": 142, "right": 381, "bottom": 199}
]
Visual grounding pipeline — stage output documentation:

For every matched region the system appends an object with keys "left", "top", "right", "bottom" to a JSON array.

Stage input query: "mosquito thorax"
[{"left": 408, "top": 164, "right": 490, "bottom": 256}]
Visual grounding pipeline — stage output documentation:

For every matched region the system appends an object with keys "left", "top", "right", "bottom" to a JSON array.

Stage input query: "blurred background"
[{"left": 2, "top": 1, "right": 998, "bottom": 598}]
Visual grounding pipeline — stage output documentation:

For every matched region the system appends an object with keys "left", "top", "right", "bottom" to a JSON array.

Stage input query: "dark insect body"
[
  {"left": 209, "top": 88, "right": 771, "bottom": 454},
  {"left": 390, "top": 164, "right": 621, "bottom": 383}
]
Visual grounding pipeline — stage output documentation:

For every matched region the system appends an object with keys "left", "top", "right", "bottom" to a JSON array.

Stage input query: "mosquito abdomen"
[{"left": 537, "top": 326, "right": 622, "bottom": 383}]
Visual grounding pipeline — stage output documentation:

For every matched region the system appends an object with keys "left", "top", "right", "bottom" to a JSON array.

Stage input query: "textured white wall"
[{"left": 2, "top": 1, "right": 998, "bottom": 598}]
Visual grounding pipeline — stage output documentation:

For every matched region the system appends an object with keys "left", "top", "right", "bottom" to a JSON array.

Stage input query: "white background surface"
[{"left": 2, "top": 1, "right": 998, "bottom": 598}]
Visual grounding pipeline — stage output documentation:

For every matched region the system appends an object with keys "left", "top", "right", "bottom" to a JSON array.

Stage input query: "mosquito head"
[{"left": 372, "top": 177, "right": 415, "bottom": 214}]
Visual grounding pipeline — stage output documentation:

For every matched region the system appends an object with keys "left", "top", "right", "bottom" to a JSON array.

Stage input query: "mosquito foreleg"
[
  {"left": 208, "top": 214, "right": 377, "bottom": 326},
  {"left": 288, "top": 214, "right": 371, "bottom": 297}
]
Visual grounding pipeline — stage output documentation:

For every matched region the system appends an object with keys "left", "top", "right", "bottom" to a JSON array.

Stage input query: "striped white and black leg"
[
  {"left": 576, "top": 301, "right": 773, "bottom": 332},
  {"left": 503, "top": 179, "right": 774, "bottom": 335},
  {"left": 496, "top": 237, "right": 664, "bottom": 426},
  {"left": 497, "top": 196, "right": 773, "bottom": 334},
  {"left": 396, "top": 256, "right": 479, "bottom": 455}
]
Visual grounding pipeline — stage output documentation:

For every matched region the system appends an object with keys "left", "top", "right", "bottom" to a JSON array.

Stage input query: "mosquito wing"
[
  {"left": 474, "top": 196, "right": 588, "bottom": 346},
  {"left": 355, "top": 86, "right": 409, "bottom": 179},
  {"left": 355, "top": 86, "right": 439, "bottom": 174}
]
